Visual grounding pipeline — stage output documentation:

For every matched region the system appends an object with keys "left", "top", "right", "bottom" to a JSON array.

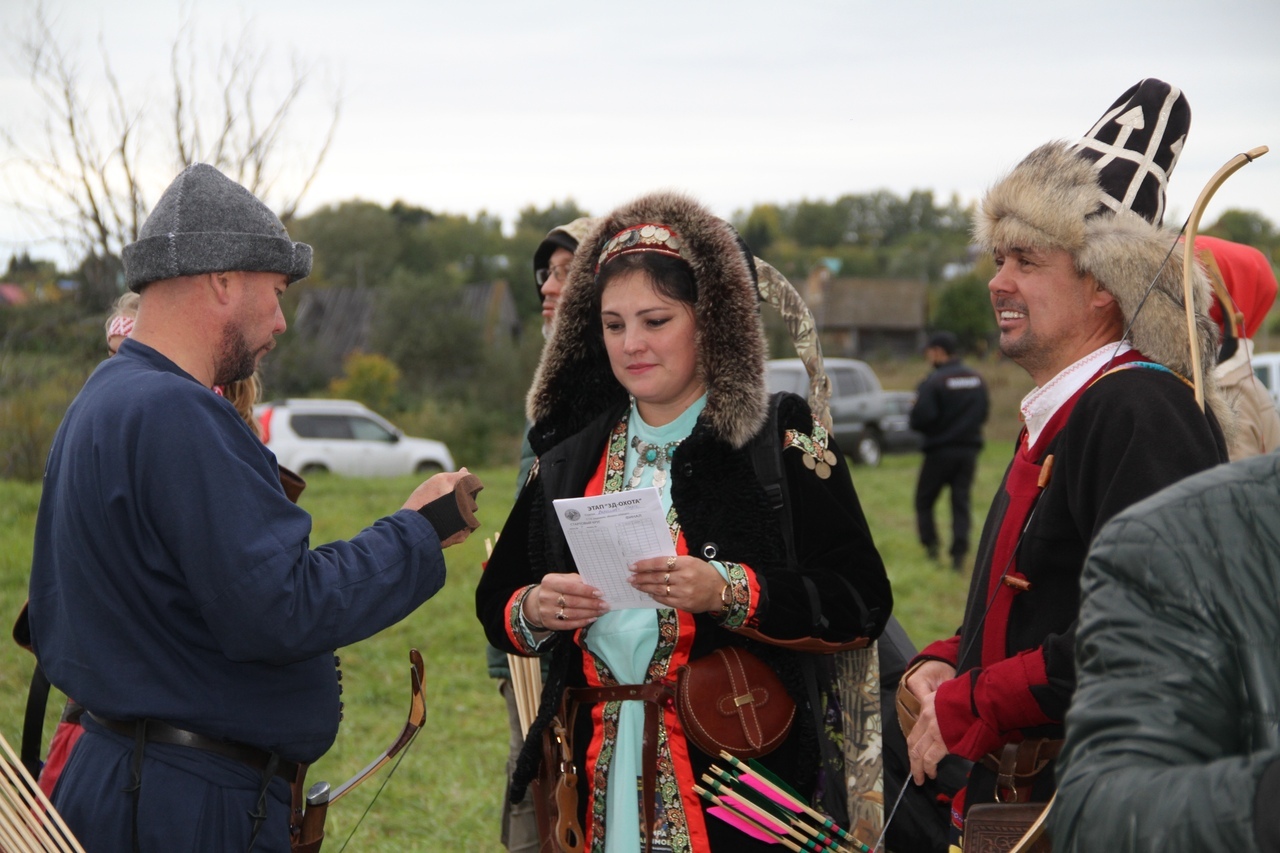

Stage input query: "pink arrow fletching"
[
  {"left": 708, "top": 806, "right": 778, "bottom": 844},
  {"left": 740, "top": 772, "right": 802, "bottom": 812},
  {"left": 724, "top": 793, "right": 789, "bottom": 834}
]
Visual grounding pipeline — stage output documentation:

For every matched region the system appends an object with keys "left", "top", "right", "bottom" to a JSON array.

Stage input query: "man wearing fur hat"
[
  {"left": 902, "top": 79, "right": 1228, "bottom": 840},
  {"left": 28, "top": 163, "right": 478, "bottom": 851}
]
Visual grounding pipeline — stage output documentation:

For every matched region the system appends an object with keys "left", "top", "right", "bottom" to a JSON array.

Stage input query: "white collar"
[{"left": 1021, "top": 341, "right": 1132, "bottom": 450}]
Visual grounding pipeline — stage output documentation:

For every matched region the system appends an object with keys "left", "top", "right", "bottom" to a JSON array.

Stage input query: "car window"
[
  {"left": 765, "top": 365, "right": 806, "bottom": 396},
  {"left": 1256, "top": 364, "right": 1272, "bottom": 390},
  {"left": 350, "top": 416, "right": 395, "bottom": 442},
  {"left": 831, "top": 366, "right": 866, "bottom": 397},
  {"left": 291, "top": 414, "right": 353, "bottom": 440}
]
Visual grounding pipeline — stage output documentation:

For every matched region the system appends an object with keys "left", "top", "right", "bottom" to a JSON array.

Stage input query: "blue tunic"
[{"left": 28, "top": 339, "right": 449, "bottom": 849}]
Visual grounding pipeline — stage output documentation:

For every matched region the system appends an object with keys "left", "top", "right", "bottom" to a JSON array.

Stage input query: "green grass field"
[{"left": 0, "top": 447, "right": 1013, "bottom": 850}]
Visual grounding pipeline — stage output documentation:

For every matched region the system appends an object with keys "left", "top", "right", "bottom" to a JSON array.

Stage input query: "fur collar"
[{"left": 526, "top": 191, "right": 767, "bottom": 452}]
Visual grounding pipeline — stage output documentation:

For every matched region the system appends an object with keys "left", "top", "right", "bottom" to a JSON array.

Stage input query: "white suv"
[{"left": 255, "top": 399, "right": 455, "bottom": 477}]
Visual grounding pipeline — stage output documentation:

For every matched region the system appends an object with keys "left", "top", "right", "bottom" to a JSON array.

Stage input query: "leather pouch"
[
  {"left": 675, "top": 647, "right": 795, "bottom": 759},
  {"left": 964, "top": 802, "right": 1051, "bottom": 853}
]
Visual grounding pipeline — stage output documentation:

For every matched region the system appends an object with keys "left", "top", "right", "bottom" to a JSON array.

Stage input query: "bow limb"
[
  {"left": 330, "top": 647, "right": 426, "bottom": 803},
  {"left": 1180, "top": 145, "right": 1269, "bottom": 410},
  {"left": 295, "top": 649, "right": 426, "bottom": 852}
]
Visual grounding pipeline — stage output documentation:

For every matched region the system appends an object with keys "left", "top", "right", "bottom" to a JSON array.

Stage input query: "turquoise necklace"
[{"left": 628, "top": 435, "right": 681, "bottom": 490}]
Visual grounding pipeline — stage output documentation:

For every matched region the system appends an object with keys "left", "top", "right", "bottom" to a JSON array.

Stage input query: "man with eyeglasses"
[{"left": 489, "top": 216, "right": 596, "bottom": 852}]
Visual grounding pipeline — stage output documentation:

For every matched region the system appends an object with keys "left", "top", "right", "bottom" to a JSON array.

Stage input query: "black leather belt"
[{"left": 88, "top": 714, "right": 298, "bottom": 782}]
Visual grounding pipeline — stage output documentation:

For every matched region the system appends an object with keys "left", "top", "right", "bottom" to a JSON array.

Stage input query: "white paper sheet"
[{"left": 552, "top": 487, "right": 675, "bottom": 610}]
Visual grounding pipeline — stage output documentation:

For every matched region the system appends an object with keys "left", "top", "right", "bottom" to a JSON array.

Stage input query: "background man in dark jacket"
[{"left": 909, "top": 330, "right": 989, "bottom": 571}]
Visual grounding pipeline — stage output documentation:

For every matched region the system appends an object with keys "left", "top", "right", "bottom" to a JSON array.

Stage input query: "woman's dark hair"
[{"left": 595, "top": 253, "right": 697, "bottom": 306}]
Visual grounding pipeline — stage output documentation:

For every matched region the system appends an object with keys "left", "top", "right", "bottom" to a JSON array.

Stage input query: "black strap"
[
  {"left": 21, "top": 661, "right": 51, "bottom": 779},
  {"left": 246, "top": 753, "right": 281, "bottom": 853},
  {"left": 748, "top": 392, "right": 797, "bottom": 571},
  {"left": 124, "top": 720, "right": 147, "bottom": 853}
]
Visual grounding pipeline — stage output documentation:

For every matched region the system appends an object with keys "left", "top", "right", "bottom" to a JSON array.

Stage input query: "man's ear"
[
  {"left": 1086, "top": 273, "right": 1117, "bottom": 310},
  {"left": 208, "top": 271, "right": 239, "bottom": 306}
]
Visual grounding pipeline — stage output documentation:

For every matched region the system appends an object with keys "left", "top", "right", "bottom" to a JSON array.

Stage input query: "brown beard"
[{"left": 212, "top": 321, "right": 258, "bottom": 387}]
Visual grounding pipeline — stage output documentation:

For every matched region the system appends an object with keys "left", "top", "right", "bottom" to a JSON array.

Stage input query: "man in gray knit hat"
[{"left": 29, "top": 163, "right": 479, "bottom": 851}]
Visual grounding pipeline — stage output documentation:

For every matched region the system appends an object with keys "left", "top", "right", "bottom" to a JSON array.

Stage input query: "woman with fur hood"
[{"left": 476, "top": 192, "right": 892, "bottom": 853}]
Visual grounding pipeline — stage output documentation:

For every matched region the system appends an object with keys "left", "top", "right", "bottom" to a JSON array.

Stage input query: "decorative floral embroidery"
[
  {"left": 583, "top": 413, "right": 690, "bottom": 852},
  {"left": 716, "top": 562, "right": 751, "bottom": 629},
  {"left": 783, "top": 414, "right": 838, "bottom": 479},
  {"left": 507, "top": 584, "right": 545, "bottom": 653},
  {"left": 603, "top": 416, "right": 629, "bottom": 494}
]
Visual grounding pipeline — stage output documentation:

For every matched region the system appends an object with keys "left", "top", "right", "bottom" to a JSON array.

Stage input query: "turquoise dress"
[{"left": 585, "top": 396, "right": 705, "bottom": 852}]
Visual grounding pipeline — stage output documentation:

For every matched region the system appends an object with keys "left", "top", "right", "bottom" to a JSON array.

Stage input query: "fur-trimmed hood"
[
  {"left": 526, "top": 191, "right": 767, "bottom": 452},
  {"left": 975, "top": 141, "right": 1228, "bottom": 427}
]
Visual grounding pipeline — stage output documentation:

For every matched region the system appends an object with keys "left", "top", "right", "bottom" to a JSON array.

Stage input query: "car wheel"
[
  {"left": 415, "top": 461, "right": 445, "bottom": 476},
  {"left": 855, "top": 432, "right": 883, "bottom": 467},
  {"left": 300, "top": 463, "right": 329, "bottom": 476}
]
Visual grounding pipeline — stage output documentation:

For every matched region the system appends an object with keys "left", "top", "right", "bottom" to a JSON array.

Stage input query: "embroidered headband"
[
  {"left": 595, "top": 223, "right": 692, "bottom": 272},
  {"left": 107, "top": 314, "right": 134, "bottom": 339}
]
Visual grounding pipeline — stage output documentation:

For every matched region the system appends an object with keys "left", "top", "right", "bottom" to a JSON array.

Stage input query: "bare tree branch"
[{"left": 3, "top": 0, "right": 342, "bottom": 305}]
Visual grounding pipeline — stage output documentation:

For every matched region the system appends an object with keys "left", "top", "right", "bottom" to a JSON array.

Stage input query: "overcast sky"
[{"left": 2, "top": 0, "right": 1278, "bottom": 270}]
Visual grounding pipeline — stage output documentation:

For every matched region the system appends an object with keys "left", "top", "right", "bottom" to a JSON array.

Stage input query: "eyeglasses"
[{"left": 535, "top": 262, "right": 571, "bottom": 287}]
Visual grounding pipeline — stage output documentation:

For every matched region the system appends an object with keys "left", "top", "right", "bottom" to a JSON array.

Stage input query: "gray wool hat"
[{"left": 122, "top": 163, "right": 312, "bottom": 292}]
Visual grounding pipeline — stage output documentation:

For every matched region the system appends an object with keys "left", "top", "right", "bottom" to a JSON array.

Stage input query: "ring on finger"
[
  {"left": 556, "top": 607, "right": 567, "bottom": 621},
  {"left": 666, "top": 556, "right": 676, "bottom": 570},
  {"left": 665, "top": 583, "right": 671, "bottom": 596},
  {"left": 557, "top": 594, "right": 566, "bottom": 608},
  {"left": 663, "top": 572, "right": 670, "bottom": 585}
]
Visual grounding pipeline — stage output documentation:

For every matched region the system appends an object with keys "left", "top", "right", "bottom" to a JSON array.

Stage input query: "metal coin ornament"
[
  {"left": 783, "top": 416, "right": 836, "bottom": 480},
  {"left": 628, "top": 435, "right": 682, "bottom": 490}
]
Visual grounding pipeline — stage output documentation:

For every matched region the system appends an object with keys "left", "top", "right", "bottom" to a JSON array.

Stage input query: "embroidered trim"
[
  {"left": 715, "top": 562, "right": 751, "bottom": 629},
  {"left": 782, "top": 414, "right": 837, "bottom": 477},
  {"left": 507, "top": 584, "right": 546, "bottom": 654},
  {"left": 583, "top": 413, "right": 692, "bottom": 852},
  {"left": 1093, "top": 360, "right": 1194, "bottom": 390}
]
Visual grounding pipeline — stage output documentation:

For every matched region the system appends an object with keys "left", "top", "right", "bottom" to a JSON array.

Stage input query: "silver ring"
[
  {"left": 663, "top": 572, "right": 670, "bottom": 585},
  {"left": 557, "top": 594, "right": 566, "bottom": 608},
  {"left": 556, "top": 608, "right": 567, "bottom": 621},
  {"left": 666, "top": 556, "right": 677, "bottom": 569}
]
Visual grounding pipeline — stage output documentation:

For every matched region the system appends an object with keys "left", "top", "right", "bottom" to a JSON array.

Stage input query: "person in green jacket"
[{"left": 1052, "top": 453, "right": 1279, "bottom": 852}]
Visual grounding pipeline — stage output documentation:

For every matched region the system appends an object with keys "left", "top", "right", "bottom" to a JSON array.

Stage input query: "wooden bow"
[
  {"left": 293, "top": 648, "right": 426, "bottom": 853},
  {"left": 1179, "top": 145, "right": 1269, "bottom": 410}
]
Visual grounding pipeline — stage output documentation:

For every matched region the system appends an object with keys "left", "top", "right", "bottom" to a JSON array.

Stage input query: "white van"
[{"left": 1253, "top": 351, "right": 1280, "bottom": 410}]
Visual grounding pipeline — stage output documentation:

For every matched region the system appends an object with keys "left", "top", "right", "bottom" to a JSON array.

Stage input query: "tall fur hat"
[
  {"left": 527, "top": 191, "right": 767, "bottom": 450},
  {"left": 974, "top": 79, "right": 1219, "bottom": 388}
]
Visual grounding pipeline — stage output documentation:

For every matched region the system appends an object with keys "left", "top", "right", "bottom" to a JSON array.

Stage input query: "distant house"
[
  {"left": 460, "top": 280, "right": 521, "bottom": 345},
  {"left": 293, "top": 287, "right": 374, "bottom": 371},
  {"left": 803, "top": 267, "right": 928, "bottom": 358}
]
